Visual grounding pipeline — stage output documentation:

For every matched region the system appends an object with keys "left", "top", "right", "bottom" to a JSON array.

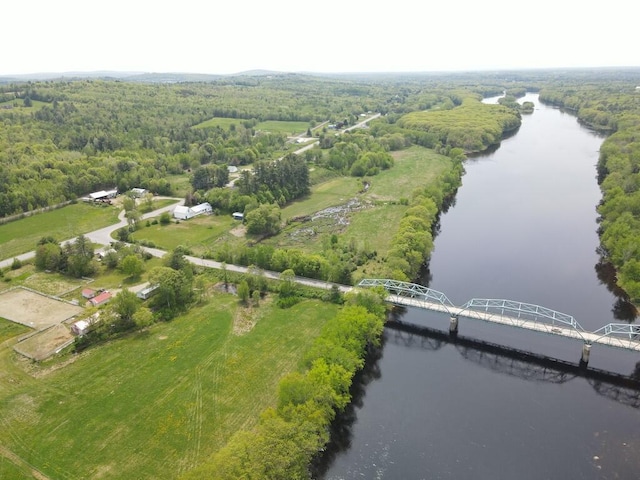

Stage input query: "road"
[
  {"left": 0, "top": 198, "right": 354, "bottom": 294},
  {"left": 0, "top": 198, "right": 184, "bottom": 269}
]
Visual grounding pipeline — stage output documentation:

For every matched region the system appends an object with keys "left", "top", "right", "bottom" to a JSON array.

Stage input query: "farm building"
[
  {"left": 71, "top": 319, "right": 91, "bottom": 336},
  {"left": 88, "top": 291, "right": 112, "bottom": 307},
  {"left": 136, "top": 284, "right": 159, "bottom": 300},
  {"left": 81, "top": 288, "right": 97, "bottom": 299},
  {"left": 88, "top": 189, "right": 118, "bottom": 201},
  {"left": 131, "top": 187, "right": 147, "bottom": 197},
  {"left": 173, "top": 202, "right": 213, "bottom": 220}
]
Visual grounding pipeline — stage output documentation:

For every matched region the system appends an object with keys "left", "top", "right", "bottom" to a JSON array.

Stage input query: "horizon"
[{"left": 2, "top": 0, "right": 637, "bottom": 78}]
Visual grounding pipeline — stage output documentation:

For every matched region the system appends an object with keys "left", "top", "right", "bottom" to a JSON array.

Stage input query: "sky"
[{"left": 2, "top": 0, "right": 638, "bottom": 76}]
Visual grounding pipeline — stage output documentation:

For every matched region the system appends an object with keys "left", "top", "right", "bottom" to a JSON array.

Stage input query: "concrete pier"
[{"left": 449, "top": 316, "right": 459, "bottom": 335}]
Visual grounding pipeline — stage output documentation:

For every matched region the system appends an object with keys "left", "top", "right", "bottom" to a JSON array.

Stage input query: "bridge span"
[{"left": 358, "top": 279, "right": 640, "bottom": 364}]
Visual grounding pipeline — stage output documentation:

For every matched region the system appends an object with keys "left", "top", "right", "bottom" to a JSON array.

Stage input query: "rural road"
[{"left": 0, "top": 198, "right": 354, "bottom": 294}]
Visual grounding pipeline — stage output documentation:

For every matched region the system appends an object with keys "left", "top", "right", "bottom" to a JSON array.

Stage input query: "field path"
[{"left": 0, "top": 444, "right": 53, "bottom": 480}]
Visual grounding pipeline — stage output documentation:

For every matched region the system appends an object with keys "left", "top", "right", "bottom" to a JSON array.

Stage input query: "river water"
[{"left": 317, "top": 94, "right": 640, "bottom": 479}]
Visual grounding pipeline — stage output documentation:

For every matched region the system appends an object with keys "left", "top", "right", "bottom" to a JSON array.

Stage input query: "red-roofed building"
[
  {"left": 82, "top": 288, "right": 97, "bottom": 299},
  {"left": 88, "top": 291, "right": 112, "bottom": 307}
]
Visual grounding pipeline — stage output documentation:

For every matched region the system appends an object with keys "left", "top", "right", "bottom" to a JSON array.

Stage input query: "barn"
[{"left": 173, "top": 202, "right": 213, "bottom": 220}]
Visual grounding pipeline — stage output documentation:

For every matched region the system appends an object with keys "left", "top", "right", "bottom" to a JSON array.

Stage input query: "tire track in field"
[{"left": 182, "top": 338, "right": 229, "bottom": 472}]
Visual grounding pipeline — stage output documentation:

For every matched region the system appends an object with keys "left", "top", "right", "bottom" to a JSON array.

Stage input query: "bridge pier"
[
  {"left": 449, "top": 316, "right": 459, "bottom": 336},
  {"left": 580, "top": 343, "right": 591, "bottom": 366}
]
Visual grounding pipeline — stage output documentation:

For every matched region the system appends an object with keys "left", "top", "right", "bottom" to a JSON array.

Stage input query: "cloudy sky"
[{"left": 2, "top": 0, "right": 637, "bottom": 75}]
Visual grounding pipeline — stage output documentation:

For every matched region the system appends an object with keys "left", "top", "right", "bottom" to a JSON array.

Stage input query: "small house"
[
  {"left": 232, "top": 212, "right": 244, "bottom": 221},
  {"left": 131, "top": 188, "right": 147, "bottom": 198},
  {"left": 82, "top": 288, "right": 97, "bottom": 299},
  {"left": 88, "top": 291, "right": 112, "bottom": 307}
]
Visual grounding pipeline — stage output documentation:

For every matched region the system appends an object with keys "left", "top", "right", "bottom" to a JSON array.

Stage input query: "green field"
[
  {"left": 133, "top": 214, "right": 236, "bottom": 255},
  {"left": 0, "top": 203, "right": 121, "bottom": 260},
  {"left": 192, "top": 117, "right": 309, "bottom": 136},
  {"left": 0, "top": 292, "right": 338, "bottom": 479},
  {"left": 255, "top": 120, "right": 309, "bottom": 135},
  {"left": 270, "top": 146, "right": 453, "bottom": 256}
]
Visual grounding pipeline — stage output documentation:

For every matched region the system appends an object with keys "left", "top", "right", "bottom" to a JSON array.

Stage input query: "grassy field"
[
  {"left": 0, "top": 203, "right": 120, "bottom": 260},
  {"left": 255, "top": 120, "right": 309, "bottom": 135},
  {"left": 192, "top": 117, "right": 309, "bottom": 136},
  {"left": 133, "top": 214, "right": 236, "bottom": 256},
  {"left": 0, "top": 318, "right": 29, "bottom": 344},
  {"left": 0, "top": 292, "right": 338, "bottom": 479},
  {"left": 268, "top": 146, "right": 453, "bottom": 256}
]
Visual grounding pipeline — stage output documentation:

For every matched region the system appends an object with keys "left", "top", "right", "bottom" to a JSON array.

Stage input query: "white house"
[
  {"left": 131, "top": 188, "right": 147, "bottom": 198},
  {"left": 173, "top": 202, "right": 213, "bottom": 220}
]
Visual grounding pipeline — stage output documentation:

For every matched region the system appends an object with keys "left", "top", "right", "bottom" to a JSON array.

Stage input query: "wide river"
[{"left": 316, "top": 93, "right": 640, "bottom": 479}]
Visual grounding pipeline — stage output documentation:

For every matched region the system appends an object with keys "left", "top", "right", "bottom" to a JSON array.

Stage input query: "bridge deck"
[{"left": 388, "top": 295, "right": 640, "bottom": 353}]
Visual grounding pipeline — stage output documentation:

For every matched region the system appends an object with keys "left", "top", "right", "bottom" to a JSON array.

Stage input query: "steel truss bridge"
[{"left": 358, "top": 279, "right": 640, "bottom": 364}]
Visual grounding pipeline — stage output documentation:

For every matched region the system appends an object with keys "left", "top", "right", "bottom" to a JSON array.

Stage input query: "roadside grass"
[
  {"left": 140, "top": 198, "right": 180, "bottom": 214},
  {"left": 132, "top": 215, "right": 236, "bottom": 256},
  {"left": 0, "top": 203, "right": 120, "bottom": 260},
  {"left": 0, "top": 293, "right": 337, "bottom": 479}
]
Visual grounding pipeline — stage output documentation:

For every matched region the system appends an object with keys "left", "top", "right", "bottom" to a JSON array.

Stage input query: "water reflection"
[
  {"left": 385, "top": 316, "right": 640, "bottom": 409},
  {"left": 594, "top": 258, "right": 638, "bottom": 322},
  {"left": 311, "top": 337, "right": 385, "bottom": 478}
]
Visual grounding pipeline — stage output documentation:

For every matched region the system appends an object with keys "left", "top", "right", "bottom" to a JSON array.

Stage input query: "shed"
[
  {"left": 88, "top": 291, "right": 112, "bottom": 307},
  {"left": 82, "top": 288, "right": 97, "bottom": 299},
  {"left": 137, "top": 284, "right": 159, "bottom": 300},
  {"left": 131, "top": 188, "right": 147, "bottom": 197},
  {"left": 232, "top": 212, "right": 244, "bottom": 221},
  {"left": 71, "top": 320, "right": 91, "bottom": 336}
]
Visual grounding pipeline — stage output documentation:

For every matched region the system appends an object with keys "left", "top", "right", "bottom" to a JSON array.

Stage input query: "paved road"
[
  {"left": 0, "top": 198, "right": 184, "bottom": 269},
  {"left": 1, "top": 197, "right": 354, "bottom": 294}
]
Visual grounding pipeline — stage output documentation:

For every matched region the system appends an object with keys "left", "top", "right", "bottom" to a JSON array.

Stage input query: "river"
[{"left": 316, "top": 93, "right": 640, "bottom": 479}]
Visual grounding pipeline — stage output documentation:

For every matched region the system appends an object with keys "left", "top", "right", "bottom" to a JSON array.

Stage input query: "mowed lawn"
[
  {"left": 0, "top": 203, "right": 120, "bottom": 260},
  {"left": 0, "top": 294, "right": 338, "bottom": 479}
]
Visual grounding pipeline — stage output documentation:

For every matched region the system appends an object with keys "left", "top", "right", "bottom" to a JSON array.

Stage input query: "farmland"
[{"left": 0, "top": 291, "right": 338, "bottom": 479}]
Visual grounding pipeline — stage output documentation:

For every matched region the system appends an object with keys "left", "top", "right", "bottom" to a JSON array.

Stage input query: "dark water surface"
[{"left": 317, "top": 94, "right": 640, "bottom": 479}]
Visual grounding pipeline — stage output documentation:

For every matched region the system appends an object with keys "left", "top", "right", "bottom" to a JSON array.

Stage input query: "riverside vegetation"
[{"left": 0, "top": 68, "right": 639, "bottom": 478}]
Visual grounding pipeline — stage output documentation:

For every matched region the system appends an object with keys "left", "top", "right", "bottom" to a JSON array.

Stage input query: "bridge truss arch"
[
  {"left": 357, "top": 279, "right": 455, "bottom": 314},
  {"left": 459, "top": 298, "right": 584, "bottom": 333}
]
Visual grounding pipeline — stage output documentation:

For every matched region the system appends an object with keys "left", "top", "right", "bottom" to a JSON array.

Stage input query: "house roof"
[
  {"left": 191, "top": 202, "right": 212, "bottom": 214},
  {"left": 82, "top": 288, "right": 96, "bottom": 298},
  {"left": 90, "top": 291, "right": 112, "bottom": 306},
  {"left": 173, "top": 205, "right": 191, "bottom": 214}
]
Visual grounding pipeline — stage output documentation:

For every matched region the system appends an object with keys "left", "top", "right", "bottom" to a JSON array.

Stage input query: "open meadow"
[
  {"left": 0, "top": 290, "right": 339, "bottom": 479},
  {"left": 0, "top": 203, "right": 120, "bottom": 261}
]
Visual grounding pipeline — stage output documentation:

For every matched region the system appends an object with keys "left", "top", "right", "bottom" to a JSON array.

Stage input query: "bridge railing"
[
  {"left": 357, "top": 279, "right": 455, "bottom": 311},
  {"left": 591, "top": 324, "right": 640, "bottom": 347},
  {"left": 459, "top": 298, "right": 584, "bottom": 331}
]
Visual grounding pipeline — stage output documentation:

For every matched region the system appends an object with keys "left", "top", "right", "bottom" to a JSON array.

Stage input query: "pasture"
[
  {"left": 0, "top": 292, "right": 338, "bottom": 479},
  {"left": 0, "top": 203, "right": 120, "bottom": 260}
]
